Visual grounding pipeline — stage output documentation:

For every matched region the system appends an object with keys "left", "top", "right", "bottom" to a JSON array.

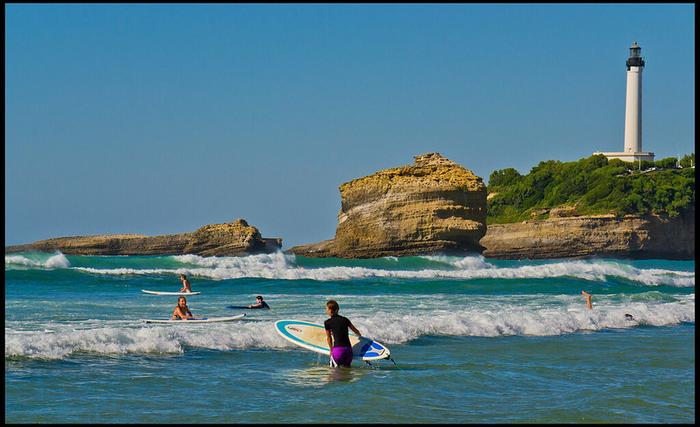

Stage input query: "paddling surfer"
[
  {"left": 171, "top": 296, "right": 194, "bottom": 320},
  {"left": 178, "top": 274, "right": 192, "bottom": 293},
  {"left": 324, "top": 300, "right": 361, "bottom": 367},
  {"left": 247, "top": 295, "right": 270, "bottom": 309}
]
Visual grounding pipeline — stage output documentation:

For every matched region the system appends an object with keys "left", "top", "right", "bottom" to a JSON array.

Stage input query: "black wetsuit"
[
  {"left": 324, "top": 314, "right": 354, "bottom": 366},
  {"left": 324, "top": 314, "right": 352, "bottom": 347},
  {"left": 250, "top": 301, "right": 270, "bottom": 309}
]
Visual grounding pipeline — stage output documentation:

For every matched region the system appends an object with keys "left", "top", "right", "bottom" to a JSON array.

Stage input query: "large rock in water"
[
  {"left": 289, "top": 153, "right": 487, "bottom": 258},
  {"left": 4, "top": 219, "right": 282, "bottom": 256},
  {"left": 480, "top": 207, "right": 695, "bottom": 260}
]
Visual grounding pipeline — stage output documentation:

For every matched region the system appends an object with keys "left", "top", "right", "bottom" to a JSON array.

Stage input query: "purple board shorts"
[{"left": 331, "top": 346, "right": 353, "bottom": 367}]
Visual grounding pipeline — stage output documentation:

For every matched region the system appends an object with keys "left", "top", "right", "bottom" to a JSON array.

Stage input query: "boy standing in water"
[
  {"left": 581, "top": 290, "right": 593, "bottom": 310},
  {"left": 324, "top": 300, "right": 361, "bottom": 367}
]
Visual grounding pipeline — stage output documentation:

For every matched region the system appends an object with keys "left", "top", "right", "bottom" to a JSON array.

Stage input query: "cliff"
[
  {"left": 480, "top": 207, "right": 695, "bottom": 259},
  {"left": 5, "top": 219, "right": 282, "bottom": 256},
  {"left": 288, "top": 153, "right": 487, "bottom": 258}
]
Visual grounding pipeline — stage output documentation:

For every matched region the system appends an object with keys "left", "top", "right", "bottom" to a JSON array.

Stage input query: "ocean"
[{"left": 4, "top": 251, "right": 695, "bottom": 423}]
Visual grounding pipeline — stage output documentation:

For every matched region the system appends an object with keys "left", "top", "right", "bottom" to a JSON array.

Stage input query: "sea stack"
[{"left": 289, "top": 153, "right": 487, "bottom": 258}]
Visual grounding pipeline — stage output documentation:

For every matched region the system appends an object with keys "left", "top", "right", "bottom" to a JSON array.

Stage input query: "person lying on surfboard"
[
  {"left": 171, "top": 296, "right": 195, "bottom": 320},
  {"left": 247, "top": 295, "right": 270, "bottom": 309},
  {"left": 324, "top": 300, "right": 361, "bottom": 367},
  {"left": 178, "top": 274, "right": 192, "bottom": 293}
]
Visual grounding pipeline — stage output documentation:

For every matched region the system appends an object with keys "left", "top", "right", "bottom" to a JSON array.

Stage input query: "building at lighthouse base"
[{"left": 593, "top": 151, "right": 655, "bottom": 162}]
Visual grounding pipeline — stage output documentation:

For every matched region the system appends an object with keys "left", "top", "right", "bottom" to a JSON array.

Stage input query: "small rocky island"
[
  {"left": 288, "top": 153, "right": 487, "bottom": 258},
  {"left": 5, "top": 219, "right": 282, "bottom": 257}
]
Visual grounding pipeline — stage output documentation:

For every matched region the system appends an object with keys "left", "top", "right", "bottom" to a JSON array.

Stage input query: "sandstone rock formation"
[
  {"left": 289, "top": 153, "right": 487, "bottom": 258},
  {"left": 480, "top": 207, "right": 695, "bottom": 260},
  {"left": 5, "top": 219, "right": 282, "bottom": 256}
]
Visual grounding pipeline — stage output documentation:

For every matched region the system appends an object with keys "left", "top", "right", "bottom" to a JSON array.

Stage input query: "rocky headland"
[
  {"left": 479, "top": 207, "right": 695, "bottom": 260},
  {"left": 288, "top": 153, "right": 488, "bottom": 258},
  {"left": 289, "top": 153, "right": 694, "bottom": 260},
  {"left": 5, "top": 219, "right": 282, "bottom": 257}
]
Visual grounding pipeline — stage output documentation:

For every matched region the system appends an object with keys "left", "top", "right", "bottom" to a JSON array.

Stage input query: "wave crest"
[
  {"left": 5, "top": 252, "right": 70, "bottom": 269},
  {"left": 71, "top": 253, "right": 694, "bottom": 287}
]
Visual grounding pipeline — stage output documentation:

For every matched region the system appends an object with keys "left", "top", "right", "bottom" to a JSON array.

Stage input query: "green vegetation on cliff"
[{"left": 487, "top": 154, "right": 695, "bottom": 224}]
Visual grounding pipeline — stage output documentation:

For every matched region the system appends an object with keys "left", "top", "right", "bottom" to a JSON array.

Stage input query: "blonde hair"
[{"left": 326, "top": 300, "right": 339, "bottom": 314}]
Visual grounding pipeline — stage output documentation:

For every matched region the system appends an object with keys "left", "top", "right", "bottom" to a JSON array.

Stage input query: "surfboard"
[
  {"left": 141, "top": 290, "right": 201, "bottom": 296},
  {"left": 143, "top": 314, "right": 245, "bottom": 324},
  {"left": 274, "top": 319, "right": 390, "bottom": 361},
  {"left": 227, "top": 305, "right": 270, "bottom": 309}
]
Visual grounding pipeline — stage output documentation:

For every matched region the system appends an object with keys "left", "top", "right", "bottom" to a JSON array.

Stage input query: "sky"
[{"left": 5, "top": 4, "right": 695, "bottom": 248}]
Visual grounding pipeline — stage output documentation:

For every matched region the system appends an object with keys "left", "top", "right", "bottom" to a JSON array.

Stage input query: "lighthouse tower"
[
  {"left": 624, "top": 42, "right": 644, "bottom": 154},
  {"left": 594, "top": 42, "right": 654, "bottom": 162}
]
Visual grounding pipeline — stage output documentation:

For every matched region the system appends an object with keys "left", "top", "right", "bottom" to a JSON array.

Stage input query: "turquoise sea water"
[{"left": 5, "top": 251, "right": 695, "bottom": 423}]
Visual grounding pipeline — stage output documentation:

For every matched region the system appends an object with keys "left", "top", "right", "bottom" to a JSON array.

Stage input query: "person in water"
[
  {"left": 171, "top": 296, "right": 194, "bottom": 320},
  {"left": 324, "top": 300, "right": 361, "bottom": 367},
  {"left": 581, "top": 290, "right": 593, "bottom": 310},
  {"left": 247, "top": 295, "right": 270, "bottom": 309},
  {"left": 178, "top": 274, "right": 192, "bottom": 293}
]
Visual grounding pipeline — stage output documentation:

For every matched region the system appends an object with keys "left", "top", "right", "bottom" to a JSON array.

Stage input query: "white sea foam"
[
  {"left": 420, "top": 255, "right": 495, "bottom": 269},
  {"left": 5, "top": 295, "right": 693, "bottom": 359},
  {"left": 5, "top": 252, "right": 70, "bottom": 269},
  {"left": 358, "top": 294, "right": 695, "bottom": 343},
  {"left": 4, "top": 321, "right": 290, "bottom": 359},
  {"left": 71, "top": 252, "right": 694, "bottom": 287}
]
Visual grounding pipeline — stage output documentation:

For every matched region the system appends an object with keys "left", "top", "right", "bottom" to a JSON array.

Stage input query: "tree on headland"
[
  {"left": 487, "top": 153, "right": 695, "bottom": 224},
  {"left": 680, "top": 153, "right": 695, "bottom": 168}
]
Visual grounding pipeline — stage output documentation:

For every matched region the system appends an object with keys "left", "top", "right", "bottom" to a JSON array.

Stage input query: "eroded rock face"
[
  {"left": 289, "top": 153, "right": 487, "bottom": 258},
  {"left": 5, "top": 219, "right": 282, "bottom": 256},
  {"left": 480, "top": 208, "right": 695, "bottom": 260}
]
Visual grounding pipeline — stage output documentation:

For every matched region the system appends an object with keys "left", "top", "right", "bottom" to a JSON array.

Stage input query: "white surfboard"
[
  {"left": 274, "top": 319, "right": 390, "bottom": 361},
  {"left": 141, "top": 290, "right": 201, "bottom": 296},
  {"left": 143, "top": 314, "right": 245, "bottom": 324}
]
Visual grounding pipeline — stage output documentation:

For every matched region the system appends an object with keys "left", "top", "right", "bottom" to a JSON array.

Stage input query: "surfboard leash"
[{"left": 388, "top": 357, "right": 403, "bottom": 370}]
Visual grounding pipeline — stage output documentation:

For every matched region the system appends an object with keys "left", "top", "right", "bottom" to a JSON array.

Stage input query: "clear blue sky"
[{"left": 5, "top": 4, "right": 695, "bottom": 247}]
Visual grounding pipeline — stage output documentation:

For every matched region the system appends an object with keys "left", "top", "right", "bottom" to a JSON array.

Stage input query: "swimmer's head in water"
[
  {"left": 625, "top": 313, "right": 635, "bottom": 320},
  {"left": 326, "top": 300, "right": 339, "bottom": 315},
  {"left": 256, "top": 296, "right": 263, "bottom": 301}
]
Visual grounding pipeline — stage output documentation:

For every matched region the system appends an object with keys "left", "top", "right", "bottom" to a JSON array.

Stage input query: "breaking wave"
[
  {"left": 5, "top": 294, "right": 693, "bottom": 360},
  {"left": 5, "top": 252, "right": 71, "bottom": 269},
  {"left": 69, "top": 252, "right": 694, "bottom": 287}
]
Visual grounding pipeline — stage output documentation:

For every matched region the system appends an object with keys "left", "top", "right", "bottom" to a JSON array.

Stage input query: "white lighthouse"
[{"left": 595, "top": 42, "right": 655, "bottom": 162}]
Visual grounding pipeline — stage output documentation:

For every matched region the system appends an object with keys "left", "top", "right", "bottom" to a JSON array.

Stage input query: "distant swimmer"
[
  {"left": 171, "top": 296, "right": 194, "bottom": 320},
  {"left": 581, "top": 290, "right": 593, "bottom": 310},
  {"left": 178, "top": 274, "right": 192, "bottom": 293},
  {"left": 324, "top": 300, "right": 361, "bottom": 367},
  {"left": 247, "top": 295, "right": 270, "bottom": 309},
  {"left": 625, "top": 313, "right": 635, "bottom": 321}
]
